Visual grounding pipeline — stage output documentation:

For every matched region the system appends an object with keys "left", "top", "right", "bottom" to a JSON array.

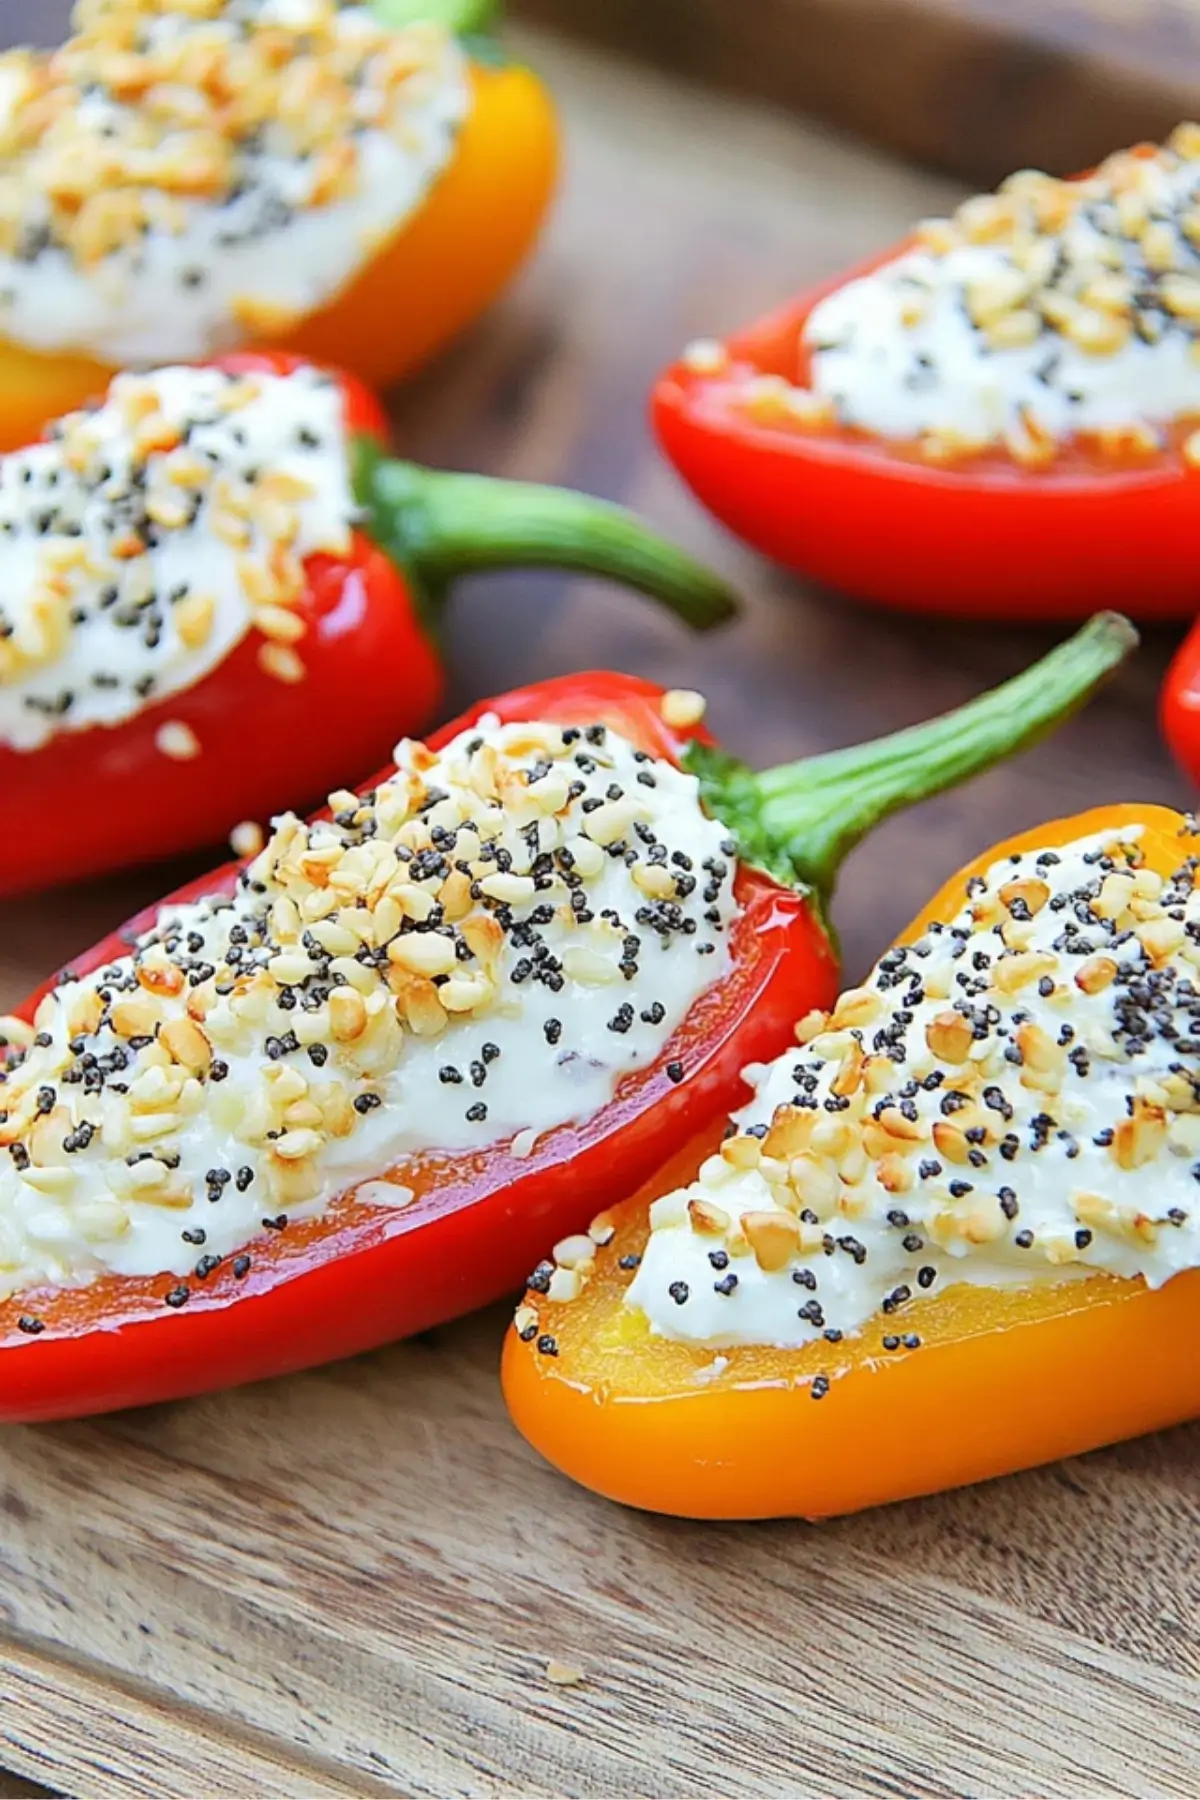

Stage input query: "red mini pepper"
[
  {"left": 1160, "top": 621, "right": 1200, "bottom": 786},
  {"left": 0, "top": 614, "right": 1134, "bottom": 1423},
  {"left": 1, "top": 350, "right": 737, "bottom": 898},
  {"left": 653, "top": 145, "right": 1200, "bottom": 623}
]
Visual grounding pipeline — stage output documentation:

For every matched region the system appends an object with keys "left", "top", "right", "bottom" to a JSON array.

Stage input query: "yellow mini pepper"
[{"left": 505, "top": 804, "right": 1200, "bottom": 1520}]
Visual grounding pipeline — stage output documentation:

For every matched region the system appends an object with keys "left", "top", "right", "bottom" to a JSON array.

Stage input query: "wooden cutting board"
[
  {"left": 514, "top": 0, "right": 1200, "bottom": 184},
  {"left": 0, "top": 24, "right": 1197, "bottom": 1798}
]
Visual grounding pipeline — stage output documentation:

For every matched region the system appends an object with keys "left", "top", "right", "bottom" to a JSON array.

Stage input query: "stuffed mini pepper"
[
  {"left": 0, "top": 0, "right": 556, "bottom": 448},
  {"left": 0, "top": 622, "right": 1132, "bottom": 1423},
  {"left": 0, "top": 351, "right": 742, "bottom": 895},
  {"left": 505, "top": 804, "right": 1200, "bottom": 1519},
  {"left": 655, "top": 127, "right": 1200, "bottom": 620}
]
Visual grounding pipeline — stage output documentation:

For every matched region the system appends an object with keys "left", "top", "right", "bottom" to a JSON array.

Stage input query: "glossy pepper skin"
[
  {"left": 652, "top": 249, "right": 1200, "bottom": 623},
  {"left": 1160, "top": 622, "right": 1200, "bottom": 786},
  {"left": 0, "top": 6, "right": 558, "bottom": 452},
  {"left": 503, "top": 799, "right": 1200, "bottom": 1523},
  {"left": 0, "top": 350, "right": 738, "bottom": 898},
  {"left": 0, "top": 621, "right": 1135, "bottom": 1424}
]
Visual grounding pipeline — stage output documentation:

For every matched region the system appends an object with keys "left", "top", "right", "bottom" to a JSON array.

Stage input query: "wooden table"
[
  {"left": 516, "top": 0, "right": 1200, "bottom": 184},
  {"left": 1, "top": 21, "right": 1198, "bottom": 1800}
]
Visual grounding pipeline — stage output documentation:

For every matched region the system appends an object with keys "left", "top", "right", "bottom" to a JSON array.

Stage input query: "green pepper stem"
[
  {"left": 686, "top": 612, "right": 1138, "bottom": 901},
  {"left": 370, "top": 0, "right": 500, "bottom": 34},
  {"left": 356, "top": 443, "right": 738, "bottom": 632}
]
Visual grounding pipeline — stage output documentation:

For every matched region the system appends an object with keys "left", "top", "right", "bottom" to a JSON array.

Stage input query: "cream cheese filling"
[
  {"left": 0, "top": 716, "right": 739, "bottom": 1302},
  {"left": 623, "top": 825, "right": 1200, "bottom": 1349},
  {"left": 0, "top": 362, "right": 355, "bottom": 752}
]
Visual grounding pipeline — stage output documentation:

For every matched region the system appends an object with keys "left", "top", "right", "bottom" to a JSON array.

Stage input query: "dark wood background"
[
  {"left": 0, "top": 9, "right": 1197, "bottom": 1798},
  {"left": 514, "top": 0, "right": 1200, "bottom": 183}
]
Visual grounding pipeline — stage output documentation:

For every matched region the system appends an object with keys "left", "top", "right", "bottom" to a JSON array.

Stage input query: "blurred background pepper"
[{"left": 0, "top": 0, "right": 557, "bottom": 449}]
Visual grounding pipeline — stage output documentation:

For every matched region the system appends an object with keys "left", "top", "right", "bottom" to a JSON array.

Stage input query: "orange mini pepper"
[
  {"left": 0, "top": 1, "right": 557, "bottom": 450},
  {"left": 504, "top": 804, "right": 1200, "bottom": 1520}
]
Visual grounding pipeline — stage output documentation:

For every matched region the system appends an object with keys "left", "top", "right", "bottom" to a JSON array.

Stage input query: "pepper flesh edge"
[
  {"left": 502, "top": 803, "right": 1200, "bottom": 1518},
  {"left": 0, "top": 59, "right": 558, "bottom": 452},
  {"left": 652, "top": 250, "right": 1200, "bottom": 622},
  {"left": 503, "top": 1249, "right": 1200, "bottom": 1521}
]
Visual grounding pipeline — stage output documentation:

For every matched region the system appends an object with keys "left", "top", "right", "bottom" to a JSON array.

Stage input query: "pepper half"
[
  {"left": 503, "top": 799, "right": 1200, "bottom": 1521},
  {"left": 654, "top": 132, "right": 1200, "bottom": 622},
  {"left": 0, "top": 0, "right": 557, "bottom": 451},
  {"left": 0, "top": 618, "right": 1134, "bottom": 1423},
  {"left": 0, "top": 350, "right": 737, "bottom": 897}
]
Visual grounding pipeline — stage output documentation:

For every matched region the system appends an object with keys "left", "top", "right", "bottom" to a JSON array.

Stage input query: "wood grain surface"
[
  {"left": 0, "top": 18, "right": 1198, "bottom": 1800},
  {"left": 513, "top": 0, "right": 1200, "bottom": 184}
]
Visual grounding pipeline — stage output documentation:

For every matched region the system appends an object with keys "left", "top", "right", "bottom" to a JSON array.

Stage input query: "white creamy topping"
[
  {"left": 0, "top": 716, "right": 738, "bottom": 1300},
  {"left": 625, "top": 826, "right": 1200, "bottom": 1349},
  {"left": 0, "top": 2, "right": 469, "bottom": 364},
  {"left": 805, "top": 243, "right": 1200, "bottom": 452},
  {"left": 783, "top": 129, "right": 1200, "bottom": 458},
  {"left": 0, "top": 362, "right": 355, "bottom": 751}
]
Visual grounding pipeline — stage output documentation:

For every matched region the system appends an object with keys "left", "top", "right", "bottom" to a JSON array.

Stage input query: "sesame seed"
[
  {"left": 660, "top": 689, "right": 707, "bottom": 730},
  {"left": 155, "top": 720, "right": 201, "bottom": 762},
  {"left": 230, "top": 820, "right": 265, "bottom": 860}
]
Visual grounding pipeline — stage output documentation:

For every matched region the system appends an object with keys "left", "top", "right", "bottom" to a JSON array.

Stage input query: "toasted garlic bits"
[
  {"left": 0, "top": 0, "right": 469, "bottom": 365},
  {"left": 0, "top": 363, "right": 354, "bottom": 752},
  {"left": 524, "top": 827, "right": 1200, "bottom": 1363},
  {"left": 747, "top": 128, "right": 1200, "bottom": 464},
  {"left": 0, "top": 715, "right": 738, "bottom": 1304}
]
